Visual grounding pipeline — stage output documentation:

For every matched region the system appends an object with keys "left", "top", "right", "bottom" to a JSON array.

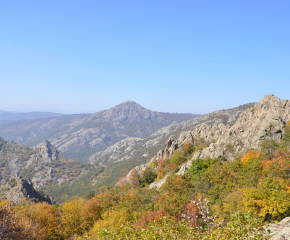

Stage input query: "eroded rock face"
[
  {"left": 34, "top": 140, "right": 69, "bottom": 163},
  {"left": 124, "top": 95, "right": 290, "bottom": 188},
  {"left": 3, "top": 177, "right": 52, "bottom": 205},
  {"left": 266, "top": 217, "right": 290, "bottom": 240},
  {"left": 154, "top": 95, "right": 290, "bottom": 176},
  {"left": 148, "top": 175, "right": 169, "bottom": 189},
  {"left": 156, "top": 137, "right": 179, "bottom": 161},
  {"left": 0, "top": 139, "right": 91, "bottom": 190},
  {"left": 175, "top": 95, "right": 290, "bottom": 175},
  {"left": 119, "top": 102, "right": 252, "bottom": 186},
  {"left": 88, "top": 137, "right": 143, "bottom": 164}
]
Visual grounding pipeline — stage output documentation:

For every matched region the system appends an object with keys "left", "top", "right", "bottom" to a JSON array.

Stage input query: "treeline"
[{"left": 1, "top": 122, "right": 290, "bottom": 239}]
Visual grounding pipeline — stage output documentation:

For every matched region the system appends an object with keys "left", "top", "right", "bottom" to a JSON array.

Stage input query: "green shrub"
[
  {"left": 170, "top": 149, "right": 187, "bottom": 165},
  {"left": 225, "top": 143, "right": 234, "bottom": 152},
  {"left": 141, "top": 167, "right": 157, "bottom": 185}
]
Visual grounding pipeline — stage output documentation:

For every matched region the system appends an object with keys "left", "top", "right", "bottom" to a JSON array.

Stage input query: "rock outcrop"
[
  {"left": 3, "top": 177, "right": 52, "bottom": 205},
  {"left": 175, "top": 95, "right": 290, "bottom": 175},
  {"left": 123, "top": 95, "right": 290, "bottom": 189},
  {"left": 0, "top": 138, "right": 93, "bottom": 190},
  {"left": 34, "top": 140, "right": 69, "bottom": 163},
  {"left": 266, "top": 217, "right": 290, "bottom": 240},
  {"left": 121, "top": 103, "right": 253, "bottom": 186}
]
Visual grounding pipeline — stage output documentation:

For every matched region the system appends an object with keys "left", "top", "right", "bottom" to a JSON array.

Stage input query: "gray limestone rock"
[
  {"left": 265, "top": 217, "right": 290, "bottom": 240},
  {"left": 148, "top": 175, "right": 169, "bottom": 190},
  {"left": 127, "top": 95, "right": 290, "bottom": 189},
  {"left": 34, "top": 140, "right": 69, "bottom": 163},
  {"left": 3, "top": 177, "right": 52, "bottom": 205}
]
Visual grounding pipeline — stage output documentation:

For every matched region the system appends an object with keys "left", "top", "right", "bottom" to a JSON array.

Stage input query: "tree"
[
  {"left": 241, "top": 177, "right": 290, "bottom": 222},
  {"left": 260, "top": 140, "right": 279, "bottom": 160},
  {"left": 141, "top": 167, "right": 157, "bottom": 185},
  {"left": 57, "top": 197, "right": 85, "bottom": 239},
  {"left": 170, "top": 149, "right": 187, "bottom": 165},
  {"left": 81, "top": 197, "right": 102, "bottom": 229},
  {"left": 0, "top": 200, "right": 34, "bottom": 240}
]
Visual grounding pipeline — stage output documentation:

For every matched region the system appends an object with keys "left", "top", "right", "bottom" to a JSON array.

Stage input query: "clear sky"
[{"left": 0, "top": 1, "right": 289, "bottom": 114}]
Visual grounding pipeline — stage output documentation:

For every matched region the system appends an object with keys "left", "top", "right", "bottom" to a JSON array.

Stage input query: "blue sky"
[{"left": 0, "top": 1, "right": 289, "bottom": 114}]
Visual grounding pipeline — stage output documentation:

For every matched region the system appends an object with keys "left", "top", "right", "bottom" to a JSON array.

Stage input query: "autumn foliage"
[{"left": 2, "top": 128, "right": 290, "bottom": 239}]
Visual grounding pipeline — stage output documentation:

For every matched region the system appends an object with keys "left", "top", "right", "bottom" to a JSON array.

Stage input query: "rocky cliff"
[
  {"left": 176, "top": 94, "right": 290, "bottom": 175},
  {"left": 122, "top": 95, "right": 290, "bottom": 188},
  {"left": 0, "top": 138, "right": 96, "bottom": 191},
  {"left": 2, "top": 177, "right": 52, "bottom": 205}
]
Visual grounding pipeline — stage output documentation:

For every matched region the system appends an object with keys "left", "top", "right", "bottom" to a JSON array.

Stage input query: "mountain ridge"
[
  {"left": 121, "top": 94, "right": 290, "bottom": 189},
  {"left": 0, "top": 111, "right": 64, "bottom": 121},
  {"left": 0, "top": 101, "right": 200, "bottom": 162}
]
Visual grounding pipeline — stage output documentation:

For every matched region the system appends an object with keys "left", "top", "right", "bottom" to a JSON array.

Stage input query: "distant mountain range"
[
  {"left": 0, "top": 111, "right": 64, "bottom": 121},
  {"left": 0, "top": 101, "right": 199, "bottom": 162}
]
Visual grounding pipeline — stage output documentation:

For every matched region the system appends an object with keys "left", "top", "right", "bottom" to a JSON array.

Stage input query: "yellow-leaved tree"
[
  {"left": 241, "top": 176, "right": 290, "bottom": 221},
  {"left": 57, "top": 197, "right": 85, "bottom": 239},
  {"left": 15, "top": 201, "right": 58, "bottom": 239}
]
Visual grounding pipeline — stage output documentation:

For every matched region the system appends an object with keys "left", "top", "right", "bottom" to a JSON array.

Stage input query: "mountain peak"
[
  {"left": 41, "top": 139, "right": 52, "bottom": 146},
  {"left": 116, "top": 100, "right": 144, "bottom": 109},
  {"left": 120, "top": 100, "right": 138, "bottom": 105},
  {"left": 36, "top": 140, "right": 68, "bottom": 163},
  {"left": 260, "top": 94, "right": 280, "bottom": 101}
]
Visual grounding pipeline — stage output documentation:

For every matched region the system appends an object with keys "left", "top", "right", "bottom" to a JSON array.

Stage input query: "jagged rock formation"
[
  {"left": 266, "top": 217, "right": 290, "bottom": 239},
  {"left": 122, "top": 95, "right": 290, "bottom": 189},
  {"left": 0, "top": 138, "right": 95, "bottom": 191},
  {"left": 121, "top": 103, "right": 254, "bottom": 185},
  {"left": 176, "top": 95, "right": 290, "bottom": 175},
  {"left": 2, "top": 177, "right": 52, "bottom": 205},
  {"left": 33, "top": 140, "right": 69, "bottom": 163}
]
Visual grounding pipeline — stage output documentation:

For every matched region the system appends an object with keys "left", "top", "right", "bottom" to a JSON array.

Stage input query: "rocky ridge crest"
[
  {"left": 119, "top": 102, "right": 254, "bottom": 186},
  {"left": 122, "top": 95, "right": 290, "bottom": 188}
]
